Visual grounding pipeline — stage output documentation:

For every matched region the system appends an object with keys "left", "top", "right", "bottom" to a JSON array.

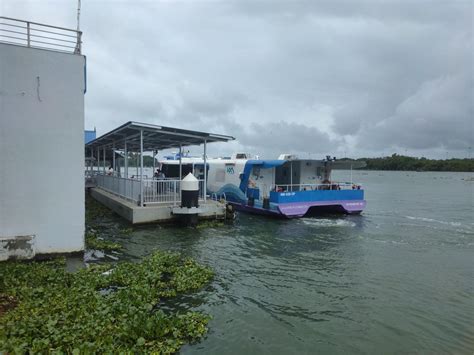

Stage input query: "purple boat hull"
[
  {"left": 277, "top": 200, "right": 366, "bottom": 217},
  {"left": 230, "top": 199, "right": 366, "bottom": 218}
]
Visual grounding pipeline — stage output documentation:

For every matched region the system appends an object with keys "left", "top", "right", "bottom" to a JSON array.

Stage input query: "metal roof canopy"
[{"left": 86, "top": 121, "right": 235, "bottom": 151}]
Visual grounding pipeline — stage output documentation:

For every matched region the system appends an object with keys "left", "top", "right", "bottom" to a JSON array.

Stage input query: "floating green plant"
[
  {"left": 0, "top": 251, "right": 213, "bottom": 353},
  {"left": 85, "top": 232, "right": 123, "bottom": 251}
]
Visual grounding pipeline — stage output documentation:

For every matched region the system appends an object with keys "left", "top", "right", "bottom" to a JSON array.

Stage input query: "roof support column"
[
  {"left": 112, "top": 142, "right": 116, "bottom": 174},
  {"left": 124, "top": 140, "right": 128, "bottom": 178},
  {"left": 203, "top": 139, "right": 207, "bottom": 202},
  {"left": 96, "top": 147, "right": 99, "bottom": 173},
  {"left": 140, "top": 129, "right": 144, "bottom": 207},
  {"left": 103, "top": 146, "right": 106, "bottom": 174},
  {"left": 179, "top": 144, "right": 182, "bottom": 182}
]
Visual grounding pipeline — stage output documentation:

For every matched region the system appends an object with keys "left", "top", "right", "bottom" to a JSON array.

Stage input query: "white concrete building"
[{"left": 0, "top": 17, "right": 85, "bottom": 260}]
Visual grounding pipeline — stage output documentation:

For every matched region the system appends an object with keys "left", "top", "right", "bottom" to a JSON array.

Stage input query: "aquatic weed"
[
  {"left": 85, "top": 231, "right": 123, "bottom": 251},
  {"left": 0, "top": 251, "right": 213, "bottom": 353}
]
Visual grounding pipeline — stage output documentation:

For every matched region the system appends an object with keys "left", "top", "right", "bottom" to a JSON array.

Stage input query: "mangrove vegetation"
[{"left": 351, "top": 154, "right": 474, "bottom": 172}]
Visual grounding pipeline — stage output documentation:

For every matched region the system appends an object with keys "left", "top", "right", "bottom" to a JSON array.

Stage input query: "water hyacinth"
[{"left": 0, "top": 251, "right": 213, "bottom": 353}]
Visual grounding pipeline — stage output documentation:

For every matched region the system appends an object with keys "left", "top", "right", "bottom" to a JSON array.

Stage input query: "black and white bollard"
[
  {"left": 173, "top": 173, "right": 200, "bottom": 226},
  {"left": 181, "top": 173, "right": 199, "bottom": 208}
]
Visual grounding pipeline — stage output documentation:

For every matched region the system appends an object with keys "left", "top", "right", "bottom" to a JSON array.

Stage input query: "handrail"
[
  {"left": 95, "top": 174, "right": 207, "bottom": 206},
  {"left": 0, "top": 16, "right": 82, "bottom": 54},
  {"left": 274, "top": 182, "right": 361, "bottom": 192}
]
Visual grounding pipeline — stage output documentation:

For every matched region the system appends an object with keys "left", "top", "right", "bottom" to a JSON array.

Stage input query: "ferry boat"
[{"left": 160, "top": 153, "right": 366, "bottom": 218}]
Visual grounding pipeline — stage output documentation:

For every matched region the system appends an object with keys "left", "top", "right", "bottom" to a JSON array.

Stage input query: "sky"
[{"left": 2, "top": 0, "right": 473, "bottom": 159}]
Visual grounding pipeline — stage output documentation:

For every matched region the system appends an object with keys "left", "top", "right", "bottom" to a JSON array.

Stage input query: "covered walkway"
[{"left": 85, "top": 122, "right": 234, "bottom": 223}]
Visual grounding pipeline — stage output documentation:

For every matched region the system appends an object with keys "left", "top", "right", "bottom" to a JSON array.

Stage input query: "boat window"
[{"left": 236, "top": 153, "right": 247, "bottom": 159}]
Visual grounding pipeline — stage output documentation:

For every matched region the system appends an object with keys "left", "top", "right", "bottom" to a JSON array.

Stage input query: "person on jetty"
[
  {"left": 154, "top": 168, "right": 166, "bottom": 193},
  {"left": 107, "top": 166, "right": 114, "bottom": 176}
]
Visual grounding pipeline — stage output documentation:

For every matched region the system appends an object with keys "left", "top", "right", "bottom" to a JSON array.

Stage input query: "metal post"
[
  {"left": 103, "top": 146, "right": 106, "bottom": 173},
  {"left": 140, "top": 129, "right": 144, "bottom": 207},
  {"left": 124, "top": 140, "right": 128, "bottom": 178},
  {"left": 26, "top": 22, "right": 30, "bottom": 47},
  {"left": 112, "top": 143, "right": 116, "bottom": 174},
  {"left": 203, "top": 140, "right": 207, "bottom": 201},
  {"left": 179, "top": 144, "right": 182, "bottom": 181},
  {"left": 97, "top": 147, "right": 99, "bottom": 173},
  {"left": 290, "top": 161, "right": 293, "bottom": 191},
  {"left": 153, "top": 149, "right": 156, "bottom": 174}
]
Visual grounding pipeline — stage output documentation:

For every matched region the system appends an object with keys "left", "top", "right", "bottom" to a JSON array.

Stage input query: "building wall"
[{"left": 0, "top": 43, "right": 85, "bottom": 257}]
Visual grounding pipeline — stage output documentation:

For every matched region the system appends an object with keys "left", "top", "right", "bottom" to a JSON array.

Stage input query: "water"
[{"left": 98, "top": 170, "right": 474, "bottom": 354}]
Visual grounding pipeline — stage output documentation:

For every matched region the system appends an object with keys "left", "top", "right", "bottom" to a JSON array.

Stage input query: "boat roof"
[
  {"left": 159, "top": 156, "right": 366, "bottom": 169},
  {"left": 85, "top": 121, "right": 235, "bottom": 151}
]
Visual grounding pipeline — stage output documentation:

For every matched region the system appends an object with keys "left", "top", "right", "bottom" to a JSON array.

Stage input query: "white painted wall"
[{"left": 0, "top": 43, "right": 85, "bottom": 255}]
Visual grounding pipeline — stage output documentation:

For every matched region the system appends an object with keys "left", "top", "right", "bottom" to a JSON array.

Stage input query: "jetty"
[{"left": 86, "top": 121, "right": 234, "bottom": 224}]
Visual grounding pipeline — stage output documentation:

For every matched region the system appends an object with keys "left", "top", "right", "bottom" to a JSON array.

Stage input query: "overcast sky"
[{"left": 3, "top": 0, "right": 473, "bottom": 159}]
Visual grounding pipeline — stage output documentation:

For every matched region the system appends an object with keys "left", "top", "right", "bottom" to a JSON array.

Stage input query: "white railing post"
[{"left": 174, "top": 181, "right": 177, "bottom": 206}]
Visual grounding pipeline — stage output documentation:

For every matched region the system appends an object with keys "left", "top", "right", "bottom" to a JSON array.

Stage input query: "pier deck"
[{"left": 90, "top": 188, "right": 226, "bottom": 224}]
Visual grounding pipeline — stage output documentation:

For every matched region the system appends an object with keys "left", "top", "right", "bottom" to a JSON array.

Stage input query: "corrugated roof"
[{"left": 85, "top": 121, "right": 235, "bottom": 151}]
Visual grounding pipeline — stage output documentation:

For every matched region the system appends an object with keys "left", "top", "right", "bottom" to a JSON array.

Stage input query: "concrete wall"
[{"left": 0, "top": 43, "right": 85, "bottom": 258}]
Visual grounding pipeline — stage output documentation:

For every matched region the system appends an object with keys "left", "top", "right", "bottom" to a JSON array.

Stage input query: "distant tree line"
[{"left": 350, "top": 154, "right": 474, "bottom": 172}]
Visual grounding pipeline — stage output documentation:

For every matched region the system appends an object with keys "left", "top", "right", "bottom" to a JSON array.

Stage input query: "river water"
[{"left": 98, "top": 170, "right": 474, "bottom": 354}]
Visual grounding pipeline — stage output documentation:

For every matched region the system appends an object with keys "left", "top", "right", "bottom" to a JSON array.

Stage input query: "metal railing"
[
  {"left": 0, "top": 16, "right": 82, "bottom": 54},
  {"left": 274, "top": 182, "right": 360, "bottom": 192},
  {"left": 143, "top": 179, "right": 205, "bottom": 205},
  {"left": 96, "top": 174, "right": 141, "bottom": 204},
  {"left": 95, "top": 174, "right": 205, "bottom": 206}
]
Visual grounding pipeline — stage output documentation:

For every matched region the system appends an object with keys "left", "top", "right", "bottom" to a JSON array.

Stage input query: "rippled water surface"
[{"left": 101, "top": 171, "right": 474, "bottom": 354}]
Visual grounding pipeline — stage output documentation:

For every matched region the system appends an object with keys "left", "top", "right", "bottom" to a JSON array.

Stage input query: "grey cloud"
[
  {"left": 236, "top": 120, "right": 338, "bottom": 158},
  {"left": 3, "top": 0, "right": 472, "bottom": 158},
  {"left": 360, "top": 74, "right": 473, "bottom": 150}
]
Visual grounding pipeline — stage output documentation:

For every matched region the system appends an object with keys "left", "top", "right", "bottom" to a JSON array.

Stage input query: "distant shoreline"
[{"left": 348, "top": 154, "right": 474, "bottom": 173}]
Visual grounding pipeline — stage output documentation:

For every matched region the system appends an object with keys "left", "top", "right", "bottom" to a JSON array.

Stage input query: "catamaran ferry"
[{"left": 160, "top": 153, "right": 366, "bottom": 218}]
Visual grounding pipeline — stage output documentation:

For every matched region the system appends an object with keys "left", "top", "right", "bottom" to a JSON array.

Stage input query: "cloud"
[
  {"left": 2, "top": 0, "right": 472, "bottom": 158},
  {"left": 360, "top": 74, "right": 473, "bottom": 150}
]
